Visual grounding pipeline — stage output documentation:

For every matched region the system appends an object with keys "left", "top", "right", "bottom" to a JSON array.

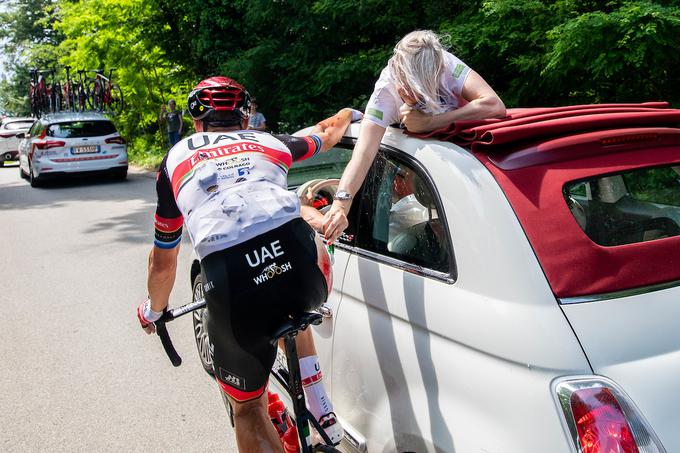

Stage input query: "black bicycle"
[{"left": 155, "top": 300, "right": 342, "bottom": 453}]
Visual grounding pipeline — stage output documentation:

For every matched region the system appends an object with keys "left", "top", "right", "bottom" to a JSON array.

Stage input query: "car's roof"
[
  {"left": 409, "top": 102, "right": 680, "bottom": 298},
  {"left": 40, "top": 111, "right": 112, "bottom": 123},
  {"left": 2, "top": 116, "right": 35, "bottom": 124},
  {"left": 304, "top": 103, "right": 680, "bottom": 298}
]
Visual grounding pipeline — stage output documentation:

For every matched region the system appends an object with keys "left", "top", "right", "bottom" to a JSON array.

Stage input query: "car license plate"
[{"left": 72, "top": 145, "right": 99, "bottom": 154}]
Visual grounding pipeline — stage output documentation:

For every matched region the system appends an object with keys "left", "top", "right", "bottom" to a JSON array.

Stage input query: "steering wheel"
[{"left": 296, "top": 178, "right": 340, "bottom": 214}]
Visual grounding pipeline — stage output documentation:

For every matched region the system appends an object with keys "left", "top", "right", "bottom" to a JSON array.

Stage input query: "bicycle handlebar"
[{"left": 154, "top": 297, "right": 207, "bottom": 367}]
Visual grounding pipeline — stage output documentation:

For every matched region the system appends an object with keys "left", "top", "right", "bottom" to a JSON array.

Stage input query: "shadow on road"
[{"left": 0, "top": 169, "right": 157, "bottom": 245}]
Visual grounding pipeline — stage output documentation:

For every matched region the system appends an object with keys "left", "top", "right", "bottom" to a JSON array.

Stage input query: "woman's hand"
[
  {"left": 322, "top": 202, "right": 350, "bottom": 244},
  {"left": 400, "top": 106, "right": 433, "bottom": 133}
]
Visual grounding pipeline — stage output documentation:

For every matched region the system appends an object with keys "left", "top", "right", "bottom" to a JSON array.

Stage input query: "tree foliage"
[{"left": 1, "top": 0, "right": 678, "bottom": 165}]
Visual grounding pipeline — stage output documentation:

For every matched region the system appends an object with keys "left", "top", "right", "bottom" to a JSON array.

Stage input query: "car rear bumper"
[{"left": 33, "top": 152, "right": 128, "bottom": 175}]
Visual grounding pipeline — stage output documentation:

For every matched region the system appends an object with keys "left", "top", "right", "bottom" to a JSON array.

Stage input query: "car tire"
[
  {"left": 29, "top": 163, "right": 43, "bottom": 188},
  {"left": 0, "top": 160, "right": 4, "bottom": 168},
  {"left": 112, "top": 167, "right": 127, "bottom": 180},
  {"left": 19, "top": 165, "right": 28, "bottom": 179},
  {"left": 192, "top": 274, "right": 214, "bottom": 376}
]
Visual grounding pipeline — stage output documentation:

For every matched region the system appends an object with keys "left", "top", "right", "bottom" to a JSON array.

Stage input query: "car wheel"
[
  {"left": 19, "top": 164, "right": 28, "bottom": 179},
  {"left": 192, "top": 274, "right": 214, "bottom": 376},
  {"left": 29, "top": 163, "right": 42, "bottom": 188}
]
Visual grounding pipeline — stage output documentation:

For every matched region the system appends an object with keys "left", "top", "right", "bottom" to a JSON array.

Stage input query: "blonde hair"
[{"left": 388, "top": 30, "right": 448, "bottom": 113}]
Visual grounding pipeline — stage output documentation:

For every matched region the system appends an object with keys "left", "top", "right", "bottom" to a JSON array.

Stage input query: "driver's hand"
[
  {"left": 299, "top": 187, "right": 314, "bottom": 206},
  {"left": 323, "top": 202, "right": 349, "bottom": 244},
  {"left": 137, "top": 299, "right": 162, "bottom": 335}
]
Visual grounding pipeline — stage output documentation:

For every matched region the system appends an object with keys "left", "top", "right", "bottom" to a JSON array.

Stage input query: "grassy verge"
[{"left": 127, "top": 132, "right": 168, "bottom": 170}]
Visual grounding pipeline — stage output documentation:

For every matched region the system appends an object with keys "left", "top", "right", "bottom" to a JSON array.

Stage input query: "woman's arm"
[
  {"left": 322, "top": 120, "right": 386, "bottom": 243},
  {"left": 401, "top": 70, "right": 506, "bottom": 133}
]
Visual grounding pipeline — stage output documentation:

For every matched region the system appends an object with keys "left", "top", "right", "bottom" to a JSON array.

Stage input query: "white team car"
[
  {"left": 17, "top": 111, "right": 128, "bottom": 187},
  {"left": 190, "top": 103, "right": 680, "bottom": 452}
]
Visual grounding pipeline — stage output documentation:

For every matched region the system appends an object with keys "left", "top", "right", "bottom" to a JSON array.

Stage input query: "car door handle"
[{"left": 316, "top": 304, "right": 333, "bottom": 318}]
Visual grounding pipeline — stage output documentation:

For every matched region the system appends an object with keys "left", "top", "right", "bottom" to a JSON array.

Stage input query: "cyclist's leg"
[{"left": 201, "top": 248, "right": 283, "bottom": 452}]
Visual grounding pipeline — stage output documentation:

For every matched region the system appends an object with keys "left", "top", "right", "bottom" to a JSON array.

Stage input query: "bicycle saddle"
[{"left": 270, "top": 312, "right": 323, "bottom": 345}]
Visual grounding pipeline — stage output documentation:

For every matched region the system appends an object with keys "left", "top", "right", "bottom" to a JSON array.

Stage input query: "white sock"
[{"left": 299, "top": 355, "right": 333, "bottom": 420}]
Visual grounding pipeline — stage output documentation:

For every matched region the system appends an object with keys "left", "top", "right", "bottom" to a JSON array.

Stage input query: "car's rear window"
[
  {"left": 47, "top": 121, "right": 117, "bottom": 138},
  {"left": 564, "top": 165, "right": 680, "bottom": 246},
  {"left": 5, "top": 121, "right": 34, "bottom": 130}
]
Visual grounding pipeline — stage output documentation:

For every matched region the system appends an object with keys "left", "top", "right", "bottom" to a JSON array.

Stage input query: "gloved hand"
[{"left": 137, "top": 298, "right": 163, "bottom": 335}]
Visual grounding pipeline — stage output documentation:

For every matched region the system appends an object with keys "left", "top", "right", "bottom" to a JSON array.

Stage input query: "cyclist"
[{"left": 136, "top": 76, "right": 359, "bottom": 452}]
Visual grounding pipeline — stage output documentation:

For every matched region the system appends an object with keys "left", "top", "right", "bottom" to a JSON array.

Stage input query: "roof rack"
[{"left": 406, "top": 102, "right": 680, "bottom": 151}]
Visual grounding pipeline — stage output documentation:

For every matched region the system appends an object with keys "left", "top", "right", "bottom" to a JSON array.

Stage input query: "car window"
[
  {"left": 29, "top": 122, "right": 43, "bottom": 137},
  {"left": 564, "top": 165, "right": 680, "bottom": 246},
  {"left": 47, "top": 121, "right": 117, "bottom": 138},
  {"left": 355, "top": 151, "right": 452, "bottom": 275},
  {"left": 287, "top": 146, "right": 352, "bottom": 189},
  {"left": 6, "top": 121, "right": 34, "bottom": 131}
]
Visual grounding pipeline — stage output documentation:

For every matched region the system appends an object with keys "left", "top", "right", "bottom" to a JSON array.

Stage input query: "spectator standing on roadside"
[
  {"left": 247, "top": 98, "right": 267, "bottom": 131},
  {"left": 160, "top": 99, "right": 183, "bottom": 147}
]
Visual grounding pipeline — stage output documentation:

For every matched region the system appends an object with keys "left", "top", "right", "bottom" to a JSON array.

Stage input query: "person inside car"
[
  {"left": 137, "top": 76, "right": 359, "bottom": 452},
  {"left": 323, "top": 29, "right": 506, "bottom": 243}
]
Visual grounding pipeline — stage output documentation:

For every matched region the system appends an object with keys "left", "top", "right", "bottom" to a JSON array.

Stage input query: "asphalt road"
[{"left": 0, "top": 164, "right": 238, "bottom": 452}]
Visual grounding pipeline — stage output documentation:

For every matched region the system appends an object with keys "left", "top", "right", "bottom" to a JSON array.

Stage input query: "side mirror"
[{"left": 16, "top": 132, "right": 25, "bottom": 139}]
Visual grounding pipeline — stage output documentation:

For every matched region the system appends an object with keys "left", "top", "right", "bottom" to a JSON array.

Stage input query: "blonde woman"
[{"left": 323, "top": 30, "right": 506, "bottom": 243}]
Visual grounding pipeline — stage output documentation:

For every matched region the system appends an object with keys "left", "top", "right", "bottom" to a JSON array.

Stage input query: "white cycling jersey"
[{"left": 153, "top": 130, "right": 322, "bottom": 259}]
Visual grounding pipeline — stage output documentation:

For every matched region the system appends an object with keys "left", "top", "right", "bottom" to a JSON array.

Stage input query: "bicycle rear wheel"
[
  {"left": 107, "top": 84, "right": 124, "bottom": 116},
  {"left": 87, "top": 80, "right": 102, "bottom": 112}
]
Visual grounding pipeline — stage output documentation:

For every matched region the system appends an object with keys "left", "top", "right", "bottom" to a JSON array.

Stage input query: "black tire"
[
  {"left": 112, "top": 167, "right": 127, "bottom": 180},
  {"left": 29, "top": 162, "right": 42, "bottom": 188},
  {"left": 107, "top": 84, "right": 124, "bottom": 116},
  {"left": 192, "top": 274, "right": 214, "bottom": 376},
  {"left": 0, "top": 160, "right": 4, "bottom": 168},
  {"left": 19, "top": 164, "right": 28, "bottom": 179},
  {"left": 88, "top": 80, "right": 102, "bottom": 112}
]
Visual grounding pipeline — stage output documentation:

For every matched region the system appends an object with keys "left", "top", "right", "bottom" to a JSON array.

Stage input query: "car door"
[
  {"left": 286, "top": 143, "right": 356, "bottom": 368},
  {"left": 330, "top": 149, "right": 456, "bottom": 452}
]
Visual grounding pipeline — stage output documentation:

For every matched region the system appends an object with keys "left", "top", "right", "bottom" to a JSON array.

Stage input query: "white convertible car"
[{"left": 191, "top": 103, "right": 680, "bottom": 453}]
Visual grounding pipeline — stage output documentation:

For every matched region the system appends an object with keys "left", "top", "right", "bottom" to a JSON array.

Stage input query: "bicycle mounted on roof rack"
[{"left": 28, "top": 66, "right": 124, "bottom": 118}]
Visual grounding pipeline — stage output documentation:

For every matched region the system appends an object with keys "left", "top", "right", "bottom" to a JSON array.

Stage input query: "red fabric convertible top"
[{"left": 408, "top": 103, "right": 680, "bottom": 298}]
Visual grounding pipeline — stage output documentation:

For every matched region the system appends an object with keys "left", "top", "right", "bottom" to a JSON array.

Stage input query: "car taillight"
[
  {"left": 105, "top": 136, "right": 126, "bottom": 144},
  {"left": 571, "top": 387, "right": 638, "bottom": 453},
  {"left": 555, "top": 377, "right": 666, "bottom": 453},
  {"left": 34, "top": 140, "right": 65, "bottom": 150}
]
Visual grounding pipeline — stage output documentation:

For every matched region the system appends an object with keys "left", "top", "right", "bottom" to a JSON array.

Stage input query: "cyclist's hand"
[
  {"left": 323, "top": 202, "right": 349, "bottom": 244},
  {"left": 137, "top": 298, "right": 162, "bottom": 335}
]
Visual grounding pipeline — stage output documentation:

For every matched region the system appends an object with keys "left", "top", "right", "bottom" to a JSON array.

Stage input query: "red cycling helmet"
[{"left": 187, "top": 76, "right": 251, "bottom": 132}]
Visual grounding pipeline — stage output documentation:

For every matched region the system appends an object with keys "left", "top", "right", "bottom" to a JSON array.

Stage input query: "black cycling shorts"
[{"left": 200, "top": 218, "right": 331, "bottom": 402}]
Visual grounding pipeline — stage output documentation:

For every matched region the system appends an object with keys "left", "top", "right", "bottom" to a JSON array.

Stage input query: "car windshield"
[
  {"left": 287, "top": 146, "right": 352, "bottom": 189},
  {"left": 564, "top": 165, "right": 680, "bottom": 246},
  {"left": 47, "top": 121, "right": 117, "bottom": 138}
]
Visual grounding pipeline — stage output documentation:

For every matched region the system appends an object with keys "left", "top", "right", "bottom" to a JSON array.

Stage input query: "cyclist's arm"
[
  {"left": 311, "top": 108, "right": 359, "bottom": 152},
  {"left": 148, "top": 157, "right": 184, "bottom": 312}
]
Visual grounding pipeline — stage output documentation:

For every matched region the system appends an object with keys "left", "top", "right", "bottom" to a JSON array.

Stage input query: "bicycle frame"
[{"left": 155, "top": 300, "right": 340, "bottom": 453}]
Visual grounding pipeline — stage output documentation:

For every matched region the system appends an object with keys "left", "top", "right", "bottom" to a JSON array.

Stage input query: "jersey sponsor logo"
[
  {"left": 170, "top": 142, "right": 292, "bottom": 197},
  {"left": 187, "top": 132, "right": 260, "bottom": 151},
  {"left": 245, "top": 240, "right": 285, "bottom": 267},
  {"left": 253, "top": 262, "right": 292, "bottom": 285},
  {"left": 219, "top": 368, "right": 247, "bottom": 391},
  {"left": 367, "top": 108, "right": 384, "bottom": 121},
  {"left": 453, "top": 63, "right": 465, "bottom": 79}
]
